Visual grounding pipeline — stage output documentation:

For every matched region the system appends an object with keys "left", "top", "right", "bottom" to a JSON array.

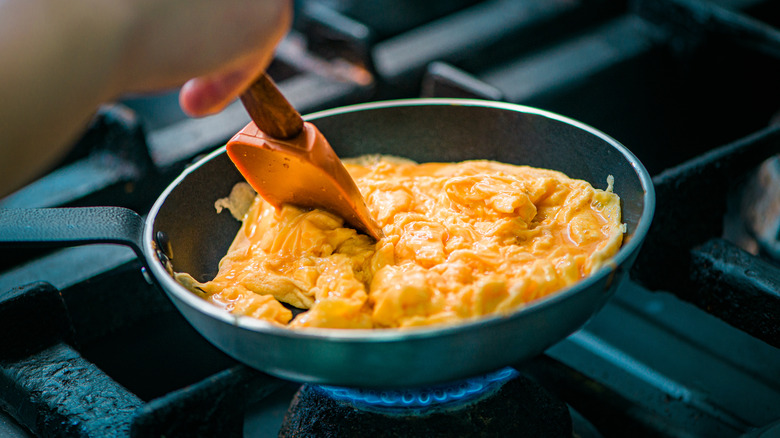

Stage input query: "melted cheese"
[{"left": 179, "top": 156, "right": 623, "bottom": 329}]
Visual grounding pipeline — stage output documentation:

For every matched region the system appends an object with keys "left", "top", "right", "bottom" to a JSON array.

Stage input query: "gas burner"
[
  {"left": 279, "top": 369, "right": 572, "bottom": 437},
  {"left": 318, "top": 367, "right": 517, "bottom": 414}
]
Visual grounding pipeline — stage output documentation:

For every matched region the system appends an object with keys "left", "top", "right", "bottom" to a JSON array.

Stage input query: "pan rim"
[{"left": 144, "top": 98, "right": 655, "bottom": 343}]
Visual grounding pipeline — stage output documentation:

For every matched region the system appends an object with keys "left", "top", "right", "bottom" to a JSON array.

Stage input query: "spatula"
[{"left": 226, "top": 73, "right": 383, "bottom": 240}]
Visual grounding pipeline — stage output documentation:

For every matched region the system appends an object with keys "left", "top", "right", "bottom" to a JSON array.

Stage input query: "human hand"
[
  {"left": 0, "top": 0, "right": 291, "bottom": 196},
  {"left": 115, "top": 0, "right": 292, "bottom": 117}
]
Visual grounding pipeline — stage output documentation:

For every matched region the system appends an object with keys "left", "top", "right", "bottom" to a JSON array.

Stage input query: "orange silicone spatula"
[{"left": 226, "top": 73, "right": 383, "bottom": 240}]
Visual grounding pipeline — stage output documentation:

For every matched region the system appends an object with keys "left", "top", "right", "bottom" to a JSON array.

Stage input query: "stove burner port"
[
  {"left": 318, "top": 367, "right": 518, "bottom": 414},
  {"left": 278, "top": 368, "right": 572, "bottom": 437}
]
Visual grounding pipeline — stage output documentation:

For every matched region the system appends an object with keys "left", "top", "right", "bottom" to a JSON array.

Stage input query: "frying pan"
[{"left": 0, "top": 99, "right": 654, "bottom": 388}]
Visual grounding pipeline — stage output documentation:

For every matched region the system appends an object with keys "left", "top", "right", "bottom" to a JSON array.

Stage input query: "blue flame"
[{"left": 317, "top": 367, "right": 518, "bottom": 414}]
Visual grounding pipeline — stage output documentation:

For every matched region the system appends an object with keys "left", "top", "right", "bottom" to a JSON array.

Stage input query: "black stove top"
[{"left": 1, "top": 0, "right": 779, "bottom": 436}]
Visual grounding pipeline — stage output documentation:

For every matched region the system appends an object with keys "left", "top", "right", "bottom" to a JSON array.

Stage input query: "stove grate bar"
[
  {"left": 632, "top": 125, "right": 780, "bottom": 344},
  {"left": 690, "top": 238, "right": 780, "bottom": 347},
  {"left": 0, "top": 342, "right": 142, "bottom": 437},
  {"left": 130, "top": 365, "right": 284, "bottom": 438}
]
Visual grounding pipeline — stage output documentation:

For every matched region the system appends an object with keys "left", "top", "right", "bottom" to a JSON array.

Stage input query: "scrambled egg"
[{"left": 178, "top": 156, "right": 623, "bottom": 329}]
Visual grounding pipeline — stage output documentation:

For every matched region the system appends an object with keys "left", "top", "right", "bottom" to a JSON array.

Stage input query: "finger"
[{"left": 179, "top": 61, "right": 260, "bottom": 117}]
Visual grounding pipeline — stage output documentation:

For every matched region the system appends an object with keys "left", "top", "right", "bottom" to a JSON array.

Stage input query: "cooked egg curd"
[{"left": 177, "top": 156, "right": 624, "bottom": 329}]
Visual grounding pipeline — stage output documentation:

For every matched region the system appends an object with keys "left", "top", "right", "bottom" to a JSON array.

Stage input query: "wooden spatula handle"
[{"left": 240, "top": 73, "right": 304, "bottom": 140}]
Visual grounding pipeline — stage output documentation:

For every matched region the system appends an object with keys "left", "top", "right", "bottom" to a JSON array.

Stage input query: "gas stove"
[{"left": 1, "top": 0, "right": 779, "bottom": 436}]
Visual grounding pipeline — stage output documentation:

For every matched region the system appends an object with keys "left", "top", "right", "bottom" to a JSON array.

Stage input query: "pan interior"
[{"left": 152, "top": 100, "right": 649, "bottom": 326}]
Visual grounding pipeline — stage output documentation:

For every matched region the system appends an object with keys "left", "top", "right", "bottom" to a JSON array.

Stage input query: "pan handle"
[{"left": 0, "top": 207, "right": 146, "bottom": 264}]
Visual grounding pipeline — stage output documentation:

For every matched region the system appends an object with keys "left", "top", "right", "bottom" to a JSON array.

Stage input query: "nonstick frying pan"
[{"left": 0, "top": 99, "right": 655, "bottom": 388}]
